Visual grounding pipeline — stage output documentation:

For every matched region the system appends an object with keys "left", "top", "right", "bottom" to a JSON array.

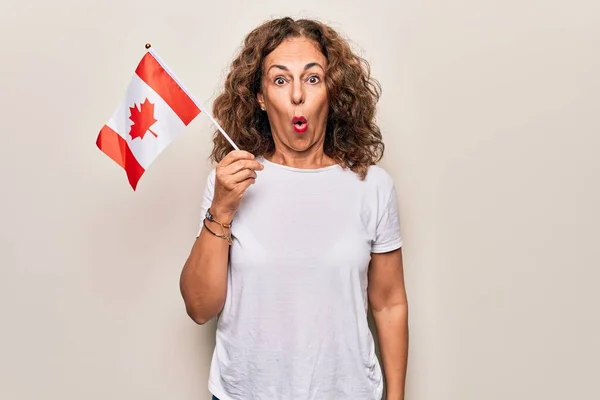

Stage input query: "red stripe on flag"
[
  {"left": 96, "top": 125, "right": 146, "bottom": 190},
  {"left": 135, "top": 53, "right": 201, "bottom": 125}
]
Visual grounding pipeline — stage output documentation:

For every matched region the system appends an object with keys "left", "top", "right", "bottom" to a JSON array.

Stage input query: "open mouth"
[{"left": 292, "top": 116, "right": 308, "bottom": 134}]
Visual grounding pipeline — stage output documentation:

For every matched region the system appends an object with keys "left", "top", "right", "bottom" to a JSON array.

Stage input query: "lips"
[{"left": 292, "top": 116, "right": 308, "bottom": 134}]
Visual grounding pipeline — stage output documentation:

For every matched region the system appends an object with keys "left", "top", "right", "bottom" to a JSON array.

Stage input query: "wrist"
[
  {"left": 385, "top": 391, "right": 404, "bottom": 400},
  {"left": 386, "top": 394, "right": 403, "bottom": 400},
  {"left": 208, "top": 204, "right": 234, "bottom": 224}
]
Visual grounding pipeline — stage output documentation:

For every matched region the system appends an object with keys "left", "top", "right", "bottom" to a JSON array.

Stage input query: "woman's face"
[{"left": 257, "top": 37, "right": 329, "bottom": 155}]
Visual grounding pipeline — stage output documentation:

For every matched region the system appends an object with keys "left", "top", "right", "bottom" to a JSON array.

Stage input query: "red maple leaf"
[{"left": 128, "top": 98, "right": 158, "bottom": 140}]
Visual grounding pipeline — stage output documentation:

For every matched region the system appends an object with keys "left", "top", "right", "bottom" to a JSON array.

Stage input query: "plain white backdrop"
[{"left": 1, "top": 0, "right": 599, "bottom": 399}]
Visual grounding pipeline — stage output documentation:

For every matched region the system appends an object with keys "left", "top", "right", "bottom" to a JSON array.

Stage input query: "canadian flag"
[{"left": 96, "top": 48, "right": 201, "bottom": 190}]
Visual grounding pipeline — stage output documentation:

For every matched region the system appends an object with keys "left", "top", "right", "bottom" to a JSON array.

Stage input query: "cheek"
[
  {"left": 316, "top": 90, "right": 328, "bottom": 112},
  {"left": 265, "top": 84, "right": 286, "bottom": 101},
  {"left": 317, "top": 97, "right": 329, "bottom": 118},
  {"left": 267, "top": 91, "right": 290, "bottom": 114}
]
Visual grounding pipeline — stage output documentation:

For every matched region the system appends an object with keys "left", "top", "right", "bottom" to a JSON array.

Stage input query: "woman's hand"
[{"left": 210, "top": 150, "right": 263, "bottom": 222}]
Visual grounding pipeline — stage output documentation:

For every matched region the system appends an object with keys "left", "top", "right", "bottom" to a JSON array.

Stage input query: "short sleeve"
[
  {"left": 371, "top": 183, "right": 403, "bottom": 253},
  {"left": 196, "top": 169, "right": 216, "bottom": 237}
]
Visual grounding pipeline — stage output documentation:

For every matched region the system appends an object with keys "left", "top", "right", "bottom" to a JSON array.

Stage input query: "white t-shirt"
[{"left": 196, "top": 156, "right": 403, "bottom": 400}]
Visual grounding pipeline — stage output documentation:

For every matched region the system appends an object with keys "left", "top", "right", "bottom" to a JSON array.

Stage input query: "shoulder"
[{"left": 362, "top": 164, "right": 396, "bottom": 193}]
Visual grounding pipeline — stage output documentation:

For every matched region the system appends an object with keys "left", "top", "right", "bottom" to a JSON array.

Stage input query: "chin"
[{"left": 288, "top": 135, "right": 314, "bottom": 150}]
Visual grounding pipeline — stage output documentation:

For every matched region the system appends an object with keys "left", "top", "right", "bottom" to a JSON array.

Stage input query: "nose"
[{"left": 291, "top": 80, "right": 304, "bottom": 105}]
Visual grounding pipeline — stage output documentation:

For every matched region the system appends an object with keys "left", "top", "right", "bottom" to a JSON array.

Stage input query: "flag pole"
[{"left": 144, "top": 43, "right": 241, "bottom": 151}]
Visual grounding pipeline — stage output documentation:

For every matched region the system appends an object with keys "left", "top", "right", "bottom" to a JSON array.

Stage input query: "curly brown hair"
[{"left": 210, "top": 17, "right": 384, "bottom": 179}]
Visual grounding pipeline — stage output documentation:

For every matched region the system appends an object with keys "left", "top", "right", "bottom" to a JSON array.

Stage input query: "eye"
[
  {"left": 274, "top": 77, "right": 286, "bottom": 85},
  {"left": 307, "top": 75, "right": 321, "bottom": 84}
]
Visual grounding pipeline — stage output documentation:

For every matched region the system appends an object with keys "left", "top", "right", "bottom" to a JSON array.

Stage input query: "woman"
[{"left": 180, "top": 17, "right": 409, "bottom": 400}]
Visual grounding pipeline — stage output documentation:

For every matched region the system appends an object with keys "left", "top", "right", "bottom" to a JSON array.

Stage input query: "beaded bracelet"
[
  {"left": 205, "top": 208, "right": 232, "bottom": 229},
  {"left": 203, "top": 208, "right": 233, "bottom": 244}
]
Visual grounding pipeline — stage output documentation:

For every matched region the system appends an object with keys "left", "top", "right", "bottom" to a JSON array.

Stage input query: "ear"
[{"left": 257, "top": 92, "right": 265, "bottom": 111}]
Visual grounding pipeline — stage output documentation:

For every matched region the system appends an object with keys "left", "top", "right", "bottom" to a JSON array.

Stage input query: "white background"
[{"left": 1, "top": 0, "right": 598, "bottom": 399}]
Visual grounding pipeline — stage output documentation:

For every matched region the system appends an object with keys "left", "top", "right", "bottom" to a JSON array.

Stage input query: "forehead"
[{"left": 264, "top": 37, "right": 327, "bottom": 69}]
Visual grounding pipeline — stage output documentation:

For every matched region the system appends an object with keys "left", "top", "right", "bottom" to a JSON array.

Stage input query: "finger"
[
  {"left": 229, "top": 168, "right": 258, "bottom": 184},
  {"left": 224, "top": 159, "right": 264, "bottom": 175},
  {"left": 220, "top": 150, "right": 255, "bottom": 167},
  {"left": 218, "top": 168, "right": 256, "bottom": 189},
  {"left": 235, "top": 176, "right": 256, "bottom": 193},
  {"left": 216, "top": 161, "right": 261, "bottom": 189}
]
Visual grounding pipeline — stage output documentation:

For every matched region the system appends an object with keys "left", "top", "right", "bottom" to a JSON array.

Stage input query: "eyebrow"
[{"left": 267, "top": 62, "right": 324, "bottom": 73}]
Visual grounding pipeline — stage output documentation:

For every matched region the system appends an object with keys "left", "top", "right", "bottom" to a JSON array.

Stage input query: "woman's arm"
[
  {"left": 368, "top": 248, "right": 409, "bottom": 400},
  {"left": 179, "top": 150, "right": 262, "bottom": 325},
  {"left": 179, "top": 206, "right": 234, "bottom": 324}
]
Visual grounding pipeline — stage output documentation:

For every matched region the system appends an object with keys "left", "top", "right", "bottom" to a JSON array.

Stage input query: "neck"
[
  {"left": 267, "top": 145, "right": 336, "bottom": 169},
  {"left": 267, "top": 130, "right": 336, "bottom": 169}
]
